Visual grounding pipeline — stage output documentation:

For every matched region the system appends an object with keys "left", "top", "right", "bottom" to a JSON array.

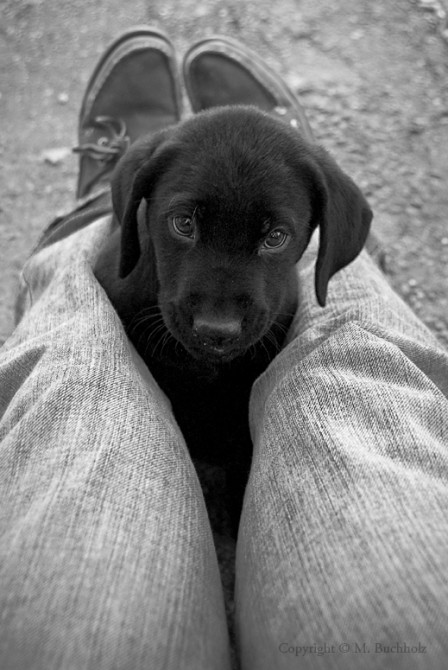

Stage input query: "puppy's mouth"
[
  {"left": 164, "top": 304, "right": 265, "bottom": 363},
  {"left": 189, "top": 336, "right": 242, "bottom": 362},
  {"left": 184, "top": 326, "right": 246, "bottom": 363}
]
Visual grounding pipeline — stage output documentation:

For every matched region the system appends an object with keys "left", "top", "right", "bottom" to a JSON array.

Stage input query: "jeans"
[{"left": 1, "top": 209, "right": 448, "bottom": 669}]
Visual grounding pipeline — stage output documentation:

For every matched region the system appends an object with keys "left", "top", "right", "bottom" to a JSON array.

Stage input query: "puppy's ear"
[
  {"left": 306, "top": 146, "right": 373, "bottom": 307},
  {"left": 111, "top": 127, "right": 177, "bottom": 278}
]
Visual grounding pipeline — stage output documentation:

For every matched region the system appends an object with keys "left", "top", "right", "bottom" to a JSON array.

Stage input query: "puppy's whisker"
[
  {"left": 146, "top": 323, "right": 169, "bottom": 348},
  {"left": 260, "top": 339, "right": 273, "bottom": 362},
  {"left": 249, "top": 343, "right": 258, "bottom": 361},
  {"left": 272, "top": 323, "right": 289, "bottom": 337},
  {"left": 277, "top": 312, "right": 296, "bottom": 319},
  {"left": 133, "top": 318, "right": 166, "bottom": 350},
  {"left": 258, "top": 328, "right": 283, "bottom": 361},
  {"left": 152, "top": 330, "right": 167, "bottom": 358},
  {"left": 266, "top": 329, "right": 283, "bottom": 351},
  {"left": 130, "top": 315, "right": 165, "bottom": 340},
  {"left": 144, "top": 326, "right": 166, "bottom": 360},
  {"left": 173, "top": 338, "right": 183, "bottom": 358},
  {"left": 159, "top": 331, "right": 175, "bottom": 359},
  {"left": 252, "top": 335, "right": 271, "bottom": 363},
  {"left": 130, "top": 314, "right": 163, "bottom": 334},
  {"left": 139, "top": 306, "right": 162, "bottom": 316},
  {"left": 130, "top": 304, "right": 161, "bottom": 317},
  {"left": 152, "top": 328, "right": 176, "bottom": 360},
  {"left": 128, "top": 307, "right": 163, "bottom": 332}
]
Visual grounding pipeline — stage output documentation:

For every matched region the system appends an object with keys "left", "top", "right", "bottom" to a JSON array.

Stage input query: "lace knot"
[{"left": 73, "top": 116, "right": 130, "bottom": 162}]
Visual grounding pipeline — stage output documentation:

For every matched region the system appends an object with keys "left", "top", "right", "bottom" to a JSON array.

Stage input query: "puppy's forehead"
[
  {"left": 156, "top": 108, "right": 310, "bottom": 216},
  {"left": 175, "top": 107, "right": 295, "bottom": 177}
]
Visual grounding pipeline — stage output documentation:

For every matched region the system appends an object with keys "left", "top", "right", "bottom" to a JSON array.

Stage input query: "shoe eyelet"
[
  {"left": 97, "top": 137, "right": 109, "bottom": 147},
  {"left": 290, "top": 119, "right": 298, "bottom": 129}
]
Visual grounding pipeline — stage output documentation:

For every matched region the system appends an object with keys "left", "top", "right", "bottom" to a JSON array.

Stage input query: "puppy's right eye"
[{"left": 172, "top": 215, "right": 195, "bottom": 238}]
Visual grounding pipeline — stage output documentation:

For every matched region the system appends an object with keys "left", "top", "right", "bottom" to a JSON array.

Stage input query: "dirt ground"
[
  {"left": 1, "top": 0, "right": 448, "bottom": 665},
  {"left": 1, "top": 0, "right": 448, "bottom": 349}
]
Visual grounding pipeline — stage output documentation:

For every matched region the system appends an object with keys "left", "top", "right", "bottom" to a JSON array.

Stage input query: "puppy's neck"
[{"left": 94, "top": 226, "right": 159, "bottom": 323}]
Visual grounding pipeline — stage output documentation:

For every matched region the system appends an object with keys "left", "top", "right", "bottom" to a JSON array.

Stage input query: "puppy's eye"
[
  {"left": 262, "top": 229, "right": 289, "bottom": 252},
  {"left": 172, "top": 215, "right": 195, "bottom": 238}
]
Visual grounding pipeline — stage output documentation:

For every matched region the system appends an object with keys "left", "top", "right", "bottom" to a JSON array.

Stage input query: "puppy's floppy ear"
[
  {"left": 305, "top": 145, "right": 373, "bottom": 307},
  {"left": 111, "top": 127, "right": 177, "bottom": 278}
]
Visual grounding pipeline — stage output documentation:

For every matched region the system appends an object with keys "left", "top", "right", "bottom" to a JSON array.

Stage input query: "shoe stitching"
[{"left": 83, "top": 38, "right": 177, "bottom": 117}]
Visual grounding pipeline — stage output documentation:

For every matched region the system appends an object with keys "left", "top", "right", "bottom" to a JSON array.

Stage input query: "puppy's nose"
[{"left": 193, "top": 316, "right": 242, "bottom": 347}]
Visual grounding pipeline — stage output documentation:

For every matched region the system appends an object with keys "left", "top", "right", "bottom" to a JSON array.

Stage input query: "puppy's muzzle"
[
  {"left": 193, "top": 315, "right": 242, "bottom": 354},
  {"left": 166, "top": 286, "right": 265, "bottom": 361}
]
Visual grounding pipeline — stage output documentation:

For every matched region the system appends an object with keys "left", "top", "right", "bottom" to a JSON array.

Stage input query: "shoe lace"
[{"left": 73, "top": 116, "right": 130, "bottom": 162}]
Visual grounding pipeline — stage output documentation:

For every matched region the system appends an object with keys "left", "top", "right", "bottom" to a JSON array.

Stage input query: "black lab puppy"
[{"left": 94, "top": 105, "right": 372, "bottom": 534}]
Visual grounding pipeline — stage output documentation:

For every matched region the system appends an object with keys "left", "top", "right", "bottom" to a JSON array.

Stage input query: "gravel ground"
[
  {"left": 1, "top": 0, "right": 448, "bottom": 666},
  {"left": 1, "top": 0, "right": 448, "bottom": 348}
]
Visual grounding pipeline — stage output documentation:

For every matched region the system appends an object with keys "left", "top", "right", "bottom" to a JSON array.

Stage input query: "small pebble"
[
  {"left": 350, "top": 29, "right": 365, "bottom": 40},
  {"left": 41, "top": 147, "right": 71, "bottom": 166}
]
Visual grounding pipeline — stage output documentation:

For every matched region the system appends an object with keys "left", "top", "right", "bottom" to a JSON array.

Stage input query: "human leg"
[
  {"left": 183, "top": 36, "right": 448, "bottom": 669},
  {"left": 0, "top": 29, "right": 231, "bottom": 670},
  {"left": 237, "top": 240, "right": 448, "bottom": 669},
  {"left": 1, "top": 219, "right": 231, "bottom": 670}
]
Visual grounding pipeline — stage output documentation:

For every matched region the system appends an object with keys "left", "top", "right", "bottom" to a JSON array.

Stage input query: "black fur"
[{"left": 94, "top": 106, "right": 372, "bottom": 534}]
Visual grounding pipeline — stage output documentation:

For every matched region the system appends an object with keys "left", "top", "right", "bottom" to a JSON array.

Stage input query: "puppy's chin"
[
  {"left": 162, "top": 305, "right": 272, "bottom": 367},
  {"left": 184, "top": 339, "right": 246, "bottom": 365},
  {"left": 164, "top": 320, "right": 252, "bottom": 366},
  {"left": 165, "top": 325, "right": 245, "bottom": 365}
]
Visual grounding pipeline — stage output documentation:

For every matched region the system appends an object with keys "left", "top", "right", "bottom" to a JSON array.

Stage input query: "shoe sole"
[
  {"left": 182, "top": 35, "right": 314, "bottom": 142},
  {"left": 79, "top": 26, "right": 183, "bottom": 129}
]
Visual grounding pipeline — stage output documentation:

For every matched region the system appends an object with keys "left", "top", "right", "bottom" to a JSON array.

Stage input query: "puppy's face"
[
  {"left": 112, "top": 107, "right": 372, "bottom": 364},
  {"left": 145, "top": 131, "right": 313, "bottom": 362}
]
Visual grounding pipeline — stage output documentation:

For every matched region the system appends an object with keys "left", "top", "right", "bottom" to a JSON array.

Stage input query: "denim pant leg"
[
  {"left": 236, "top": 237, "right": 448, "bottom": 670},
  {"left": 0, "top": 217, "right": 231, "bottom": 670}
]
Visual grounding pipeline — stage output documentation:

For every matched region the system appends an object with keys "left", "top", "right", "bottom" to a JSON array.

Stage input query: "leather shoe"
[
  {"left": 74, "top": 27, "right": 182, "bottom": 200},
  {"left": 182, "top": 36, "right": 314, "bottom": 142}
]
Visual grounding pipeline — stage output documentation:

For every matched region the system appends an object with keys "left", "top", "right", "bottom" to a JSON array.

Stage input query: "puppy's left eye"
[
  {"left": 262, "top": 229, "right": 289, "bottom": 252},
  {"left": 172, "top": 215, "right": 195, "bottom": 238}
]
